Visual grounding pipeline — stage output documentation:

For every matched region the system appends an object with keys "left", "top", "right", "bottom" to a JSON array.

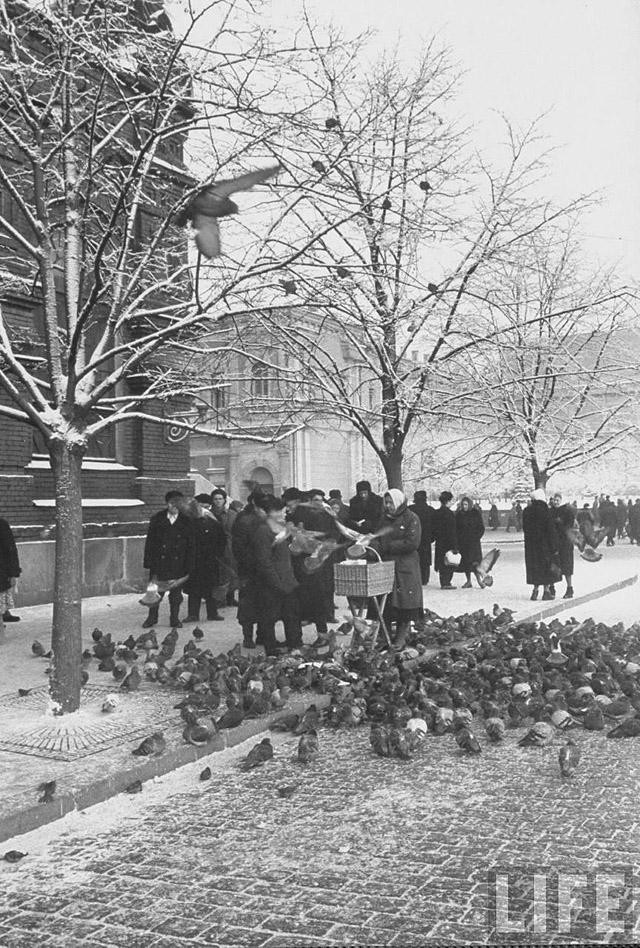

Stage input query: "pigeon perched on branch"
[{"left": 176, "top": 165, "right": 280, "bottom": 259}]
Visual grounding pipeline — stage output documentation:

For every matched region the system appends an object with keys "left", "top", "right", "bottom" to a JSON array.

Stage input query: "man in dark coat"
[
  {"left": 183, "top": 494, "right": 226, "bottom": 623},
  {"left": 522, "top": 489, "right": 560, "bottom": 601},
  {"left": 253, "top": 495, "right": 302, "bottom": 656},
  {"left": 550, "top": 492, "right": 577, "bottom": 599},
  {"left": 328, "top": 489, "right": 350, "bottom": 523},
  {"left": 455, "top": 496, "right": 485, "bottom": 587},
  {"left": 348, "top": 480, "right": 383, "bottom": 533},
  {"left": 616, "top": 499, "right": 628, "bottom": 539},
  {"left": 232, "top": 490, "right": 268, "bottom": 648},
  {"left": 142, "top": 490, "right": 196, "bottom": 628},
  {"left": 431, "top": 490, "right": 458, "bottom": 589},
  {"left": 599, "top": 496, "right": 617, "bottom": 546},
  {"left": 409, "top": 490, "right": 434, "bottom": 584}
]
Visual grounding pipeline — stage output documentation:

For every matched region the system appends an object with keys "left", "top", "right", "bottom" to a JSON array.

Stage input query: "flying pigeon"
[
  {"left": 176, "top": 165, "right": 280, "bottom": 259},
  {"left": 475, "top": 548, "right": 501, "bottom": 588},
  {"left": 18, "top": 688, "right": 32, "bottom": 697}
]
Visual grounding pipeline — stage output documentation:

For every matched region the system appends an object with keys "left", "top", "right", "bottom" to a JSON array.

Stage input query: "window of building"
[{"left": 251, "top": 364, "right": 270, "bottom": 398}]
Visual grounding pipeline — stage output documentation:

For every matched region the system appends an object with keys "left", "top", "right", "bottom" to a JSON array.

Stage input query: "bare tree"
[
  {"left": 454, "top": 230, "right": 637, "bottom": 489},
  {"left": 210, "top": 19, "right": 613, "bottom": 490},
  {"left": 0, "top": 0, "right": 329, "bottom": 711}
]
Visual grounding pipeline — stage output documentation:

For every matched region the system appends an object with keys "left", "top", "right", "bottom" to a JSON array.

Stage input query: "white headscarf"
[
  {"left": 384, "top": 488, "right": 406, "bottom": 512},
  {"left": 531, "top": 488, "right": 546, "bottom": 503}
]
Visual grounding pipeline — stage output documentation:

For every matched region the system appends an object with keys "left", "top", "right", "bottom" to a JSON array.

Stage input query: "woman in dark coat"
[
  {"left": 431, "top": 491, "right": 458, "bottom": 589},
  {"left": 488, "top": 503, "right": 500, "bottom": 530},
  {"left": 253, "top": 496, "right": 301, "bottom": 656},
  {"left": 550, "top": 492, "right": 576, "bottom": 599},
  {"left": 370, "top": 489, "right": 422, "bottom": 649},
  {"left": 455, "top": 496, "right": 485, "bottom": 588},
  {"left": 522, "top": 489, "right": 560, "bottom": 601},
  {"left": 183, "top": 496, "right": 227, "bottom": 622},
  {"left": 291, "top": 490, "right": 340, "bottom": 637}
]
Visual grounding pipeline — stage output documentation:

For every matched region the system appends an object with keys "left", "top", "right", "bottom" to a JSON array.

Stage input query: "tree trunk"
[
  {"left": 533, "top": 469, "right": 549, "bottom": 490},
  {"left": 49, "top": 440, "right": 84, "bottom": 713},
  {"left": 382, "top": 448, "right": 403, "bottom": 490}
]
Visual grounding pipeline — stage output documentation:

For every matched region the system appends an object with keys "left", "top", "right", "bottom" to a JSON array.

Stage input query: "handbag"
[{"left": 444, "top": 550, "right": 461, "bottom": 567}]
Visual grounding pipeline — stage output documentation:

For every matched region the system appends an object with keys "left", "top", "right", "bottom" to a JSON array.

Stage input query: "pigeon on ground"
[
  {"left": 2, "top": 850, "right": 27, "bottom": 863},
  {"left": 485, "top": 717, "right": 506, "bottom": 742},
  {"left": 125, "top": 780, "right": 143, "bottom": 794},
  {"left": 101, "top": 694, "right": 119, "bottom": 713},
  {"left": 131, "top": 732, "right": 165, "bottom": 757},
  {"left": 120, "top": 665, "right": 141, "bottom": 692},
  {"left": 558, "top": 738, "right": 581, "bottom": 778},
  {"left": 31, "top": 641, "right": 51, "bottom": 658},
  {"left": 582, "top": 700, "right": 605, "bottom": 731},
  {"left": 92, "top": 628, "right": 103, "bottom": 642},
  {"left": 176, "top": 165, "right": 280, "bottom": 259},
  {"left": 17, "top": 688, "right": 32, "bottom": 697},
  {"left": 606, "top": 716, "right": 640, "bottom": 739},
  {"left": 294, "top": 704, "right": 320, "bottom": 735},
  {"left": 270, "top": 712, "right": 299, "bottom": 732},
  {"left": 37, "top": 781, "right": 56, "bottom": 803},
  {"left": 518, "top": 722, "right": 554, "bottom": 747},
  {"left": 388, "top": 726, "right": 412, "bottom": 760},
  {"left": 192, "top": 627, "right": 204, "bottom": 641},
  {"left": 199, "top": 766, "right": 212, "bottom": 781},
  {"left": 455, "top": 726, "right": 481, "bottom": 754},
  {"left": 240, "top": 737, "right": 274, "bottom": 771},
  {"left": 297, "top": 730, "right": 320, "bottom": 764},
  {"left": 183, "top": 722, "right": 214, "bottom": 746},
  {"left": 370, "top": 722, "right": 390, "bottom": 757},
  {"left": 277, "top": 784, "right": 298, "bottom": 798}
]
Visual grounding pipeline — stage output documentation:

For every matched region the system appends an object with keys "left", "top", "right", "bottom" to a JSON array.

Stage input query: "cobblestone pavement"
[{"left": 2, "top": 712, "right": 640, "bottom": 947}]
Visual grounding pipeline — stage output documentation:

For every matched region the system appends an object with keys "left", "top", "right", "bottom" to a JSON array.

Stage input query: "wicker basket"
[{"left": 334, "top": 560, "right": 395, "bottom": 597}]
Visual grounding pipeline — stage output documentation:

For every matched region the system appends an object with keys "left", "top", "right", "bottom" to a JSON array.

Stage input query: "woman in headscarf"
[
  {"left": 370, "top": 489, "right": 422, "bottom": 650},
  {"left": 455, "top": 496, "right": 485, "bottom": 588},
  {"left": 522, "top": 489, "right": 560, "bottom": 601},
  {"left": 549, "top": 492, "right": 577, "bottom": 599}
]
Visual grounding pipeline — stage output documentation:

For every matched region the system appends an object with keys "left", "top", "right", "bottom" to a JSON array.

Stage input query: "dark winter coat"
[
  {"left": 628, "top": 503, "right": 640, "bottom": 541},
  {"left": 0, "top": 518, "right": 20, "bottom": 593},
  {"left": 291, "top": 506, "right": 339, "bottom": 622},
  {"left": 522, "top": 500, "right": 559, "bottom": 586},
  {"left": 599, "top": 501, "right": 617, "bottom": 530},
  {"left": 143, "top": 510, "right": 196, "bottom": 581},
  {"left": 552, "top": 503, "right": 576, "bottom": 577},
  {"left": 488, "top": 504, "right": 500, "bottom": 529},
  {"left": 431, "top": 505, "right": 458, "bottom": 572},
  {"left": 348, "top": 491, "right": 384, "bottom": 533},
  {"left": 231, "top": 507, "right": 264, "bottom": 581},
  {"left": 253, "top": 522, "right": 298, "bottom": 595},
  {"left": 374, "top": 504, "right": 423, "bottom": 610},
  {"left": 455, "top": 507, "right": 485, "bottom": 572},
  {"left": 616, "top": 501, "right": 628, "bottom": 529},
  {"left": 409, "top": 500, "right": 434, "bottom": 567},
  {"left": 183, "top": 514, "right": 226, "bottom": 598}
]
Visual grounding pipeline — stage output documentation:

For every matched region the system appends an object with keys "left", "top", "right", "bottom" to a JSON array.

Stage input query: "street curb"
[
  {"left": 0, "top": 693, "right": 331, "bottom": 845},
  {"left": 524, "top": 573, "right": 638, "bottom": 624}
]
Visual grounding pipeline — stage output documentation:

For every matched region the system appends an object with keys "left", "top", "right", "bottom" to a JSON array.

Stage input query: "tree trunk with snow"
[
  {"left": 49, "top": 440, "right": 84, "bottom": 713},
  {"left": 381, "top": 448, "right": 403, "bottom": 490}
]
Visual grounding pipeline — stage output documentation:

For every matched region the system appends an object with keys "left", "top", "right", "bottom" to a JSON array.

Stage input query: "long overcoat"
[
  {"left": 455, "top": 507, "right": 485, "bottom": 572},
  {"left": 0, "top": 518, "right": 20, "bottom": 593},
  {"left": 183, "top": 514, "right": 226, "bottom": 598},
  {"left": 522, "top": 500, "right": 559, "bottom": 585},
  {"left": 409, "top": 500, "right": 434, "bottom": 568},
  {"left": 143, "top": 511, "right": 196, "bottom": 581},
  {"left": 375, "top": 504, "right": 423, "bottom": 610},
  {"left": 552, "top": 503, "right": 576, "bottom": 577},
  {"left": 431, "top": 505, "right": 458, "bottom": 572},
  {"left": 290, "top": 506, "right": 339, "bottom": 623}
]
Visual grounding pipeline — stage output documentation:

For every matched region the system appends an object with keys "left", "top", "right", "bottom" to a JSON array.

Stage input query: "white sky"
[{"left": 266, "top": 0, "right": 640, "bottom": 280}]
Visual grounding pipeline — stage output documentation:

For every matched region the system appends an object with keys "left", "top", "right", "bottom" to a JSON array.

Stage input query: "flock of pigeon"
[{"left": 24, "top": 604, "right": 640, "bottom": 816}]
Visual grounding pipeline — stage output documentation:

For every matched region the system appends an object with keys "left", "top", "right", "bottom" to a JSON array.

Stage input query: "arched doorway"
[{"left": 250, "top": 466, "right": 274, "bottom": 493}]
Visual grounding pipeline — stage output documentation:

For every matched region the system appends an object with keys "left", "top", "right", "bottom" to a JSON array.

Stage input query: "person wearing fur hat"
[
  {"left": 210, "top": 487, "right": 238, "bottom": 606},
  {"left": 522, "top": 489, "right": 560, "bottom": 600},
  {"left": 369, "top": 489, "right": 422, "bottom": 650},
  {"left": 431, "top": 491, "right": 458, "bottom": 589},
  {"left": 348, "top": 480, "right": 383, "bottom": 533},
  {"left": 409, "top": 490, "right": 434, "bottom": 585},
  {"left": 455, "top": 496, "right": 485, "bottom": 588}
]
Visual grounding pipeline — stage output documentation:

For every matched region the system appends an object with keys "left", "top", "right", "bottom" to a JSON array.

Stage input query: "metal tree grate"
[{"left": 0, "top": 684, "right": 177, "bottom": 761}]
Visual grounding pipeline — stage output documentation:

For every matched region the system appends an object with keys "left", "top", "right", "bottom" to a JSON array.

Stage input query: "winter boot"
[
  {"left": 142, "top": 607, "right": 159, "bottom": 628},
  {"left": 563, "top": 586, "right": 574, "bottom": 599}
]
